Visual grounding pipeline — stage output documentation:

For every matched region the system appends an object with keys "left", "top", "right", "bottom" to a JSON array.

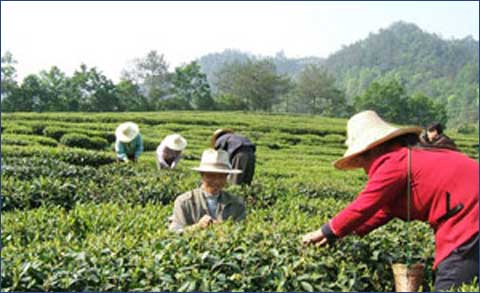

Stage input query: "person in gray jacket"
[
  {"left": 211, "top": 129, "right": 256, "bottom": 185},
  {"left": 169, "top": 149, "right": 246, "bottom": 233}
]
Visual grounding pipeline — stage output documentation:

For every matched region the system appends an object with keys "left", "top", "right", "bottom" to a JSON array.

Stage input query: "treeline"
[
  {"left": 1, "top": 51, "right": 215, "bottom": 112},
  {"left": 1, "top": 21, "right": 477, "bottom": 128},
  {"left": 1, "top": 49, "right": 448, "bottom": 127}
]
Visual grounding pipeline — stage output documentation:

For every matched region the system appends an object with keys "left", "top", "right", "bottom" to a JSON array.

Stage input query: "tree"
[
  {"left": 70, "top": 64, "right": 120, "bottom": 112},
  {"left": 171, "top": 61, "right": 214, "bottom": 110},
  {"left": 406, "top": 92, "right": 447, "bottom": 126},
  {"left": 215, "top": 59, "right": 290, "bottom": 111},
  {"left": 1, "top": 51, "right": 19, "bottom": 110},
  {"left": 3, "top": 75, "right": 43, "bottom": 112},
  {"left": 215, "top": 93, "right": 248, "bottom": 110},
  {"left": 37, "top": 66, "right": 69, "bottom": 111},
  {"left": 22, "top": 75, "right": 49, "bottom": 112},
  {"left": 115, "top": 80, "right": 148, "bottom": 111},
  {"left": 354, "top": 79, "right": 410, "bottom": 123},
  {"left": 121, "top": 50, "right": 170, "bottom": 110},
  {"left": 294, "top": 64, "right": 348, "bottom": 116}
]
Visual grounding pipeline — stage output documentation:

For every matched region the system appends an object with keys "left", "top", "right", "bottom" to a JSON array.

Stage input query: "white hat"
[
  {"left": 333, "top": 110, "right": 422, "bottom": 170},
  {"left": 192, "top": 149, "right": 242, "bottom": 174},
  {"left": 164, "top": 134, "right": 187, "bottom": 151},
  {"left": 115, "top": 122, "right": 140, "bottom": 143}
]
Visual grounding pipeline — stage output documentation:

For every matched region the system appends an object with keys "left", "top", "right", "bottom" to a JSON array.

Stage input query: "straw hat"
[
  {"left": 333, "top": 110, "right": 422, "bottom": 170},
  {"left": 192, "top": 149, "right": 242, "bottom": 174},
  {"left": 115, "top": 122, "right": 140, "bottom": 143},
  {"left": 164, "top": 134, "right": 187, "bottom": 151},
  {"left": 211, "top": 128, "right": 234, "bottom": 147}
]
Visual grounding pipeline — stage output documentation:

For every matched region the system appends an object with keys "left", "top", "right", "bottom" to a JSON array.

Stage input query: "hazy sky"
[{"left": 2, "top": 1, "right": 479, "bottom": 82}]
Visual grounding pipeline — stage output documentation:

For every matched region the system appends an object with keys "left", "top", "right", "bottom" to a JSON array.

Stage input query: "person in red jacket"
[{"left": 302, "top": 110, "right": 479, "bottom": 291}]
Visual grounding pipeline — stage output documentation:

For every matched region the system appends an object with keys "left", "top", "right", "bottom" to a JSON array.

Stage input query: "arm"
[
  {"left": 169, "top": 198, "right": 189, "bottom": 232},
  {"left": 234, "top": 201, "right": 247, "bottom": 222},
  {"left": 115, "top": 140, "right": 127, "bottom": 160},
  {"left": 351, "top": 208, "right": 393, "bottom": 236},
  {"left": 306, "top": 209, "right": 393, "bottom": 246},
  {"left": 435, "top": 135, "right": 458, "bottom": 150},
  {"left": 168, "top": 194, "right": 215, "bottom": 233},
  {"left": 330, "top": 157, "right": 405, "bottom": 238},
  {"left": 214, "top": 135, "right": 228, "bottom": 151},
  {"left": 134, "top": 135, "right": 144, "bottom": 160},
  {"left": 156, "top": 144, "right": 171, "bottom": 169},
  {"left": 170, "top": 154, "right": 182, "bottom": 169}
]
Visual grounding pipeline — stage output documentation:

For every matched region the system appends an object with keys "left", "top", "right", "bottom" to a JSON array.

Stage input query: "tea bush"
[
  {"left": 2, "top": 124, "right": 34, "bottom": 135},
  {"left": 143, "top": 137, "right": 159, "bottom": 151},
  {"left": 60, "top": 133, "right": 109, "bottom": 150},
  {"left": 2, "top": 134, "right": 58, "bottom": 147},
  {"left": 43, "top": 126, "right": 69, "bottom": 140},
  {"left": 1, "top": 111, "right": 477, "bottom": 292},
  {"left": 1, "top": 200, "right": 438, "bottom": 292},
  {"left": 2, "top": 145, "right": 115, "bottom": 166},
  {"left": 43, "top": 126, "right": 116, "bottom": 143}
]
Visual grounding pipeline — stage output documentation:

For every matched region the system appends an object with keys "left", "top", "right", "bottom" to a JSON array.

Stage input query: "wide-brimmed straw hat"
[
  {"left": 164, "top": 134, "right": 187, "bottom": 151},
  {"left": 210, "top": 128, "right": 234, "bottom": 147},
  {"left": 115, "top": 122, "right": 140, "bottom": 143},
  {"left": 192, "top": 149, "right": 242, "bottom": 174},
  {"left": 333, "top": 110, "right": 423, "bottom": 170}
]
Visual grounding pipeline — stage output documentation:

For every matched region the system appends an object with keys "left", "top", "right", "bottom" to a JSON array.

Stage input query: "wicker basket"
[{"left": 392, "top": 263, "right": 425, "bottom": 292}]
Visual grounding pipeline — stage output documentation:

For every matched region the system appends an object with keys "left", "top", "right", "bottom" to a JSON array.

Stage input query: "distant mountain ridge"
[
  {"left": 197, "top": 21, "right": 478, "bottom": 108},
  {"left": 197, "top": 49, "right": 324, "bottom": 91},
  {"left": 324, "top": 21, "right": 478, "bottom": 103}
]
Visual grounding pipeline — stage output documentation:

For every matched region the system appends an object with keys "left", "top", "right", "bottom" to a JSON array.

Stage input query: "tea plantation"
[{"left": 1, "top": 112, "right": 478, "bottom": 291}]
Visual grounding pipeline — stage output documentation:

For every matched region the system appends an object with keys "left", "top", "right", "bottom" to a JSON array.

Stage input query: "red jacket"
[{"left": 330, "top": 146, "right": 479, "bottom": 269}]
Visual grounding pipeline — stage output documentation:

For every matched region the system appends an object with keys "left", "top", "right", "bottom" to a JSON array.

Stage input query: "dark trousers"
[
  {"left": 434, "top": 235, "right": 479, "bottom": 291},
  {"left": 229, "top": 150, "right": 255, "bottom": 185}
]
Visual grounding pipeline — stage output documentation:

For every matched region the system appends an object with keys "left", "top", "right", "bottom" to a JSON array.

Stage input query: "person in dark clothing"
[
  {"left": 419, "top": 122, "right": 458, "bottom": 151},
  {"left": 211, "top": 129, "right": 256, "bottom": 185}
]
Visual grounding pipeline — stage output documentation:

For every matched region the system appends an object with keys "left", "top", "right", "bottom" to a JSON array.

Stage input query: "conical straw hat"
[
  {"left": 192, "top": 149, "right": 242, "bottom": 174},
  {"left": 164, "top": 134, "right": 187, "bottom": 151},
  {"left": 333, "top": 110, "right": 422, "bottom": 170},
  {"left": 115, "top": 122, "right": 140, "bottom": 143}
]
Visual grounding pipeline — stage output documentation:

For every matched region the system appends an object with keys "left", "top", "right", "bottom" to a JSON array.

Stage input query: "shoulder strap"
[
  {"left": 407, "top": 147, "right": 411, "bottom": 223},
  {"left": 406, "top": 147, "right": 412, "bottom": 267}
]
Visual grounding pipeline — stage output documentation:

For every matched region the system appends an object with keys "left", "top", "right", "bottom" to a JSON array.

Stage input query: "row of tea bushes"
[
  {"left": 60, "top": 133, "right": 109, "bottom": 150},
  {"left": 2, "top": 150, "right": 361, "bottom": 212},
  {"left": 2, "top": 161, "right": 195, "bottom": 211},
  {"left": 2, "top": 145, "right": 115, "bottom": 166},
  {"left": 2, "top": 134, "right": 58, "bottom": 147},
  {"left": 43, "top": 126, "right": 116, "bottom": 143},
  {"left": 1, "top": 198, "right": 437, "bottom": 292}
]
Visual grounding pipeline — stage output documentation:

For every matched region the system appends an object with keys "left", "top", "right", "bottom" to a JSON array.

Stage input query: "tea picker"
[
  {"left": 302, "top": 110, "right": 479, "bottom": 291},
  {"left": 211, "top": 128, "right": 256, "bottom": 185},
  {"left": 114, "top": 122, "right": 144, "bottom": 163}
]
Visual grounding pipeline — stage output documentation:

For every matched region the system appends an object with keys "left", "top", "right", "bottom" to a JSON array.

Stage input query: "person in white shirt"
[{"left": 156, "top": 134, "right": 187, "bottom": 170}]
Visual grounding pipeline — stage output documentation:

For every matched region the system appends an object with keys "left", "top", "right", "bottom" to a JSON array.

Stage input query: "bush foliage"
[
  {"left": 1, "top": 111, "right": 477, "bottom": 292},
  {"left": 60, "top": 133, "right": 109, "bottom": 150}
]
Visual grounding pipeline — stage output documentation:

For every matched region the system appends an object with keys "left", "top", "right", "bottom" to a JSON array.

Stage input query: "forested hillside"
[
  {"left": 2, "top": 22, "right": 477, "bottom": 127},
  {"left": 324, "top": 21, "right": 479, "bottom": 125},
  {"left": 196, "top": 22, "right": 478, "bottom": 126}
]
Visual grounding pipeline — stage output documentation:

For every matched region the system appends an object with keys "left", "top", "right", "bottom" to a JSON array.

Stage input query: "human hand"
[
  {"left": 302, "top": 229, "right": 328, "bottom": 247},
  {"left": 123, "top": 158, "right": 130, "bottom": 163},
  {"left": 197, "top": 215, "right": 215, "bottom": 229}
]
